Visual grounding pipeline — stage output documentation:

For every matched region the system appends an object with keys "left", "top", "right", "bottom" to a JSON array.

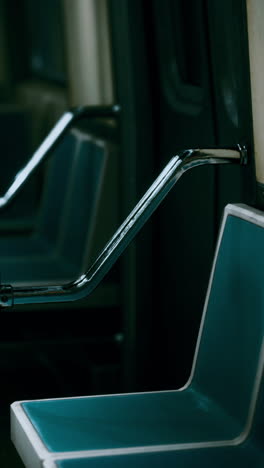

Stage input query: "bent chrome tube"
[
  {"left": 0, "top": 105, "right": 120, "bottom": 209},
  {"left": 0, "top": 146, "right": 246, "bottom": 308}
]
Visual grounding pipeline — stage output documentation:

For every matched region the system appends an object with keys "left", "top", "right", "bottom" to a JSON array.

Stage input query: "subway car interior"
[{"left": 0, "top": 0, "right": 263, "bottom": 466}]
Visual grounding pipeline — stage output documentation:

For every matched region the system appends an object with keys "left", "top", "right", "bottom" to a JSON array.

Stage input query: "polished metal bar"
[
  {"left": 1, "top": 146, "right": 245, "bottom": 308},
  {"left": 0, "top": 105, "right": 120, "bottom": 209}
]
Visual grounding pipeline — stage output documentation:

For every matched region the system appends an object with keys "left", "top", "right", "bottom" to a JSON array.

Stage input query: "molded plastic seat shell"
[{"left": 10, "top": 204, "right": 264, "bottom": 466}]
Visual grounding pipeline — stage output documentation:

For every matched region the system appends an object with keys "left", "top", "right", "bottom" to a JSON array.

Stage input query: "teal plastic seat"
[
  {"left": 0, "top": 128, "right": 107, "bottom": 285},
  {"left": 10, "top": 203, "right": 264, "bottom": 466}
]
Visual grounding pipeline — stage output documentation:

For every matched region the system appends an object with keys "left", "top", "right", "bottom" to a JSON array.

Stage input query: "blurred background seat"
[{"left": 0, "top": 127, "right": 109, "bottom": 286}]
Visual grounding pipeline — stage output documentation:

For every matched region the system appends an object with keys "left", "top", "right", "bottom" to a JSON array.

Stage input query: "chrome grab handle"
[
  {"left": 0, "top": 145, "right": 247, "bottom": 308},
  {"left": 0, "top": 105, "right": 120, "bottom": 209}
]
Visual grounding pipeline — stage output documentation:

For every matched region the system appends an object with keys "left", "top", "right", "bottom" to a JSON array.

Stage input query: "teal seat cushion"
[{"left": 22, "top": 389, "right": 239, "bottom": 453}]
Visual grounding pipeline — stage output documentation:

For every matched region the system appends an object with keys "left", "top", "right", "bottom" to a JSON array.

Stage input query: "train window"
[
  {"left": 169, "top": 0, "right": 202, "bottom": 88},
  {"left": 153, "top": 0, "right": 204, "bottom": 115},
  {"left": 23, "top": 0, "right": 67, "bottom": 84}
]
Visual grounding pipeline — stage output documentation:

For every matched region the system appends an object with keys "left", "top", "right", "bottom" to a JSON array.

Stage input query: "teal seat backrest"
[
  {"left": 193, "top": 204, "right": 264, "bottom": 429},
  {"left": 57, "top": 130, "right": 106, "bottom": 269},
  {"left": 37, "top": 130, "right": 78, "bottom": 245}
]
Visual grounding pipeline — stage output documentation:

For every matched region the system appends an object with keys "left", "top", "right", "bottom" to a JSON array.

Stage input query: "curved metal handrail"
[
  {"left": 0, "top": 105, "right": 121, "bottom": 209},
  {"left": 0, "top": 145, "right": 247, "bottom": 308}
]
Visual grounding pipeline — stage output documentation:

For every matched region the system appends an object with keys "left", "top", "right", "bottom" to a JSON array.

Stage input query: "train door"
[{"left": 110, "top": 0, "right": 255, "bottom": 391}]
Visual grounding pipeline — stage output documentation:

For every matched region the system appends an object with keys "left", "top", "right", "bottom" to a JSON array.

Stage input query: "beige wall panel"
[
  {"left": 64, "top": 0, "right": 114, "bottom": 106},
  {"left": 247, "top": 0, "right": 264, "bottom": 184}
]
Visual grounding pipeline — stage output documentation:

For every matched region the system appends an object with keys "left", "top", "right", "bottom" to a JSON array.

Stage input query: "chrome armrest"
[{"left": 0, "top": 144, "right": 247, "bottom": 308}]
